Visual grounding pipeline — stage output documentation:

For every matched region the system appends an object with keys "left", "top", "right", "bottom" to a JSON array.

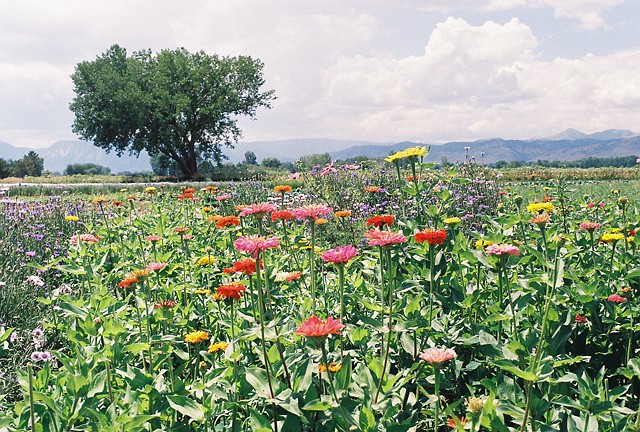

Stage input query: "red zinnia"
[
  {"left": 574, "top": 314, "right": 587, "bottom": 323},
  {"left": 366, "top": 215, "right": 394, "bottom": 228},
  {"left": 118, "top": 276, "right": 139, "bottom": 288},
  {"left": 608, "top": 294, "right": 627, "bottom": 303},
  {"left": 154, "top": 299, "right": 177, "bottom": 309},
  {"left": 223, "top": 258, "right": 262, "bottom": 275},
  {"left": 295, "top": 315, "right": 344, "bottom": 338},
  {"left": 216, "top": 216, "right": 240, "bottom": 228},
  {"left": 216, "top": 284, "right": 247, "bottom": 301},
  {"left": 271, "top": 210, "right": 295, "bottom": 222},
  {"left": 415, "top": 229, "right": 448, "bottom": 245}
]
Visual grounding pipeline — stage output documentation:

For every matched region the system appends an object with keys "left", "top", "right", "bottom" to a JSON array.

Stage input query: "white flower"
[{"left": 26, "top": 275, "right": 45, "bottom": 287}]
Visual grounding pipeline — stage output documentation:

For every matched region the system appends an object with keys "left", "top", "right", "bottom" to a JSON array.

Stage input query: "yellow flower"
[
  {"left": 328, "top": 362, "right": 341, "bottom": 372},
  {"left": 92, "top": 196, "right": 107, "bottom": 204},
  {"left": 543, "top": 187, "right": 551, "bottom": 191},
  {"left": 318, "top": 364, "right": 327, "bottom": 373},
  {"left": 196, "top": 256, "right": 216, "bottom": 266},
  {"left": 195, "top": 289, "right": 211, "bottom": 295},
  {"left": 611, "top": 228, "right": 623, "bottom": 233},
  {"left": 627, "top": 236, "right": 635, "bottom": 243},
  {"left": 601, "top": 233, "right": 625, "bottom": 243},
  {"left": 401, "top": 146, "right": 428, "bottom": 159},
  {"left": 185, "top": 330, "right": 209, "bottom": 344},
  {"left": 526, "top": 202, "right": 555, "bottom": 214},
  {"left": 208, "top": 341, "right": 229, "bottom": 353},
  {"left": 385, "top": 152, "right": 404, "bottom": 163},
  {"left": 315, "top": 218, "right": 328, "bottom": 225},
  {"left": 202, "top": 207, "right": 212, "bottom": 213},
  {"left": 145, "top": 187, "right": 157, "bottom": 194},
  {"left": 65, "top": 215, "right": 79, "bottom": 221},
  {"left": 475, "top": 239, "right": 493, "bottom": 249},
  {"left": 443, "top": 217, "right": 461, "bottom": 225},
  {"left": 129, "top": 269, "right": 150, "bottom": 279},
  {"left": 467, "top": 396, "right": 486, "bottom": 414}
]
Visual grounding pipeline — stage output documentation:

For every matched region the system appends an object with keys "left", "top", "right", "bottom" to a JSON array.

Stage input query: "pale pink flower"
[
  {"left": 215, "top": 194, "right": 231, "bottom": 201},
  {"left": 147, "top": 262, "right": 167, "bottom": 272},
  {"left": 69, "top": 234, "right": 100, "bottom": 244},
  {"left": 289, "top": 173, "right": 301, "bottom": 180},
  {"left": 579, "top": 222, "right": 601, "bottom": 231},
  {"left": 234, "top": 235, "right": 279, "bottom": 257},
  {"left": 321, "top": 245, "right": 359, "bottom": 264},
  {"left": 145, "top": 235, "right": 162, "bottom": 242},
  {"left": 291, "top": 204, "right": 333, "bottom": 220},
  {"left": 608, "top": 294, "right": 627, "bottom": 304},
  {"left": 419, "top": 347, "right": 457, "bottom": 365},
  {"left": 239, "top": 202, "right": 278, "bottom": 217},
  {"left": 364, "top": 230, "right": 407, "bottom": 247},
  {"left": 485, "top": 244, "right": 520, "bottom": 256}
]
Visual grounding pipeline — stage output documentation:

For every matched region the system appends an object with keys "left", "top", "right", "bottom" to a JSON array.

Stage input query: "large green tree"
[{"left": 70, "top": 45, "right": 275, "bottom": 179}]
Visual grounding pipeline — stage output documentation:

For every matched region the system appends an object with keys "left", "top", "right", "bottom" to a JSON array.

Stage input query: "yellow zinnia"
[
  {"left": 443, "top": 217, "right": 461, "bottom": 225},
  {"left": 526, "top": 202, "right": 555, "bottom": 214},
  {"left": 208, "top": 341, "right": 229, "bottom": 353},
  {"left": 185, "top": 330, "right": 209, "bottom": 344},
  {"left": 65, "top": 215, "right": 79, "bottom": 221},
  {"left": 196, "top": 256, "right": 216, "bottom": 266}
]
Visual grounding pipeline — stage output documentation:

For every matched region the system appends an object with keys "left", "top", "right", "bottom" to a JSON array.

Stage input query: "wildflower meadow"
[{"left": 0, "top": 148, "right": 639, "bottom": 431}]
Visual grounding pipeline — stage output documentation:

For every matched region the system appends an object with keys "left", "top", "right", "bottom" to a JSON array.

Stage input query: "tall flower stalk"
[{"left": 420, "top": 347, "right": 457, "bottom": 432}]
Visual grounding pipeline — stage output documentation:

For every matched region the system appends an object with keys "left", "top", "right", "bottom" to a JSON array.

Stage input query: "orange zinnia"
[
  {"left": 216, "top": 216, "right": 240, "bottom": 228},
  {"left": 274, "top": 185, "right": 292, "bottom": 193},
  {"left": 366, "top": 215, "right": 394, "bottom": 228},
  {"left": 415, "top": 229, "right": 448, "bottom": 245}
]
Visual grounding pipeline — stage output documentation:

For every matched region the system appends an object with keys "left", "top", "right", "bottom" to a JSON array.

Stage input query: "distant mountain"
[{"left": 0, "top": 128, "right": 638, "bottom": 174}]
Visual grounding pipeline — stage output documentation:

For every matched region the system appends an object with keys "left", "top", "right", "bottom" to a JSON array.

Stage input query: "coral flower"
[
  {"left": 364, "top": 230, "right": 407, "bottom": 247},
  {"left": 291, "top": 204, "right": 333, "bottom": 220},
  {"left": 234, "top": 235, "right": 279, "bottom": 257},
  {"left": 295, "top": 315, "right": 344, "bottom": 339},
  {"left": 216, "top": 283, "right": 247, "bottom": 301},
  {"left": 419, "top": 347, "right": 457, "bottom": 365},
  {"left": 415, "top": 229, "right": 448, "bottom": 245},
  {"left": 239, "top": 203, "right": 278, "bottom": 217},
  {"left": 154, "top": 299, "right": 176, "bottom": 309},
  {"left": 216, "top": 216, "right": 240, "bottom": 228},
  {"left": 608, "top": 294, "right": 627, "bottom": 303},
  {"left": 321, "top": 245, "right": 359, "bottom": 264},
  {"left": 69, "top": 234, "right": 100, "bottom": 244},
  {"left": 174, "top": 227, "right": 189, "bottom": 234},
  {"left": 271, "top": 210, "right": 294, "bottom": 222},
  {"left": 216, "top": 194, "right": 231, "bottom": 201},
  {"left": 274, "top": 185, "right": 292, "bottom": 193},
  {"left": 364, "top": 186, "right": 381, "bottom": 193},
  {"left": 147, "top": 262, "right": 167, "bottom": 272},
  {"left": 145, "top": 235, "right": 162, "bottom": 242},
  {"left": 580, "top": 222, "right": 601, "bottom": 231},
  {"left": 285, "top": 271, "right": 303, "bottom": 281},
  {"left": 530, "top": 213, "right": 550, "bottom": 227},
  {"left": 223, "top": 258, "right": 261, "bottom": 275},
  {"left": 574, "top": 314, "right": 587, "bottom": 323},
  {"left": 447, "top": 417, "right": 468, "bottom": 428},
  {"left": 366, "top": 215, "right": 395, "bottom": 228},
  {"left": 185, "top": 330, "right": 209, "bottom": 344},
  {"left": 334, "top": 210, "right": 352, "bottom": 218},
  {"left": 485, "top": 244, "right": 520, "bottom": 256},
  {"left": 118, "top": 276, "right": 139, "bottom": 288}
]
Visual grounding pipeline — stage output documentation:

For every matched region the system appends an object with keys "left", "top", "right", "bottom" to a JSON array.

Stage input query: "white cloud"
[{"left": 531, "top": 0, "right": 626, "bottom": 29}]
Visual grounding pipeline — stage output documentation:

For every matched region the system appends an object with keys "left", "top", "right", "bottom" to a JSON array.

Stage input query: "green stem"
[
  {"left": 434, "top": 367, "right": 441, "bottom": 432},
  {"left": 310, "top": 222, "right": 317, "bottom": 314},
  {"left": 374, "top": 248, "right": 394, "bottom": 404},
  {"left": 28, "top": 363, "right": 36, "bottom": 432}
]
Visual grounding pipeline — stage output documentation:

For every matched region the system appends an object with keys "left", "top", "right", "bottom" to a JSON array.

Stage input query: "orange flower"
[
  {"left": 364, "top": 186, "right": 381, "bottom": 193},
  {"left": 530, "top": 213, "right": 550, "bottom": 227},
  {"left": 447, "top": 417, "right": 468, "bottom": 428},
  {"left": 207, "top": 215, "right": 222, "bottom": 222},
  {"left": 112, "top": 200, "right": 123, "bottom": 207},
  {"left": 118, "top": 276, "right": 139, "bottom": 288},
  {"left": 274, "top": 185, "right": 292, "bottom": 193},
  {"left": 334, "top": 210, "right": 352, "bottom": 218},
  {"left": 366, "top": 215, "right": 394, "bottom": 228},
  {"left": 204, "top": 185, "right": 217, "bottom": 193},
  {"left": 174, "top": 227, "right": 189, "bottom": 234},
  {"left": 315, "top": 218, "right": 328, "bottom": 225},
  {"left": 216, "top": 284, "right": 247, "bottom": 301},
  {"left": 216, "top": 216, "right": 240, "bottom": 228},
  {"left": 415, "top": 229, "right": 448, "bottom": 245}
]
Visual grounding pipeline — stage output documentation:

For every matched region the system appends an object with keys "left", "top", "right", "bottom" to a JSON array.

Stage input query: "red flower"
[
  {"left": 447, "top": 417, "right": 468, "bottom": 428},
  {"left": 574, "top": 315, "right": 587, "bottom": 323},
  {"left": 415, "top": 229, "right": 448, "bottom": 245},
  {"left": 118, "top": 276, "right": 138, "bottom": 288},
  {"left": 223, "top": 258, "right": 262, "bottom": 275},
  {"left": 295, "top": 316, "right": 344, "bottom": 338},
  {"left": 366, "top": 215, "right": 394, "bottom": 228},
  {"left": 271, "top": 210, "right": 295, "bottom": 222},
  {"left": 286, "top": 271, "right": 302, "bottom": 281},
  {"left": 154, "top": 299, "right": 177, "bottom": 309},
  {"left": 608, "top": 294, "right": 627, "bottom": 304},
  {"left": 216, "top": 284, "right": 247, "bottom": 301},
  {"left": 216, "top": 216, "right": 240, "bottom": 228}
]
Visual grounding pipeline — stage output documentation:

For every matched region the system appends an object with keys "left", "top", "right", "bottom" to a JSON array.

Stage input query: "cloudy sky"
[{"left": 1, "top": 0, "right": 639, "bottom": 149}]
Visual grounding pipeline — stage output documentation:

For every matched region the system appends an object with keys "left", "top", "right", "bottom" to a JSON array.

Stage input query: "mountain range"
[{"left": 0, "top": 128, "right": 638, "bottom": 174}]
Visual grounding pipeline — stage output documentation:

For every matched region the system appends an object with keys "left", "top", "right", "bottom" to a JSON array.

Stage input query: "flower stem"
[{"left": 374, "top": 248, "right": 394, "bottom": 404}]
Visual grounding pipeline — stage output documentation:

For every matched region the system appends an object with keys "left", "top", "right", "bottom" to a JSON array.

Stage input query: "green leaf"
[
  {"left": 302, "top": 398, "right": 333, "bottom": 411},
  {"left": 166, "top": 394, "right": 205, "bottom": 421},
  {"left": 493, "top": 360, "right": 538, "bottom": 382}
]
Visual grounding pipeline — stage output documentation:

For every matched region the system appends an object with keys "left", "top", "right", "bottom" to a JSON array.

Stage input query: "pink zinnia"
[
  {"left": 239, "top": 203, "right": 278, "bottom": 217},
  {"left": 364, "top": 230, "right": 407, "bottom": 247},
  {"left": 291, "top": 204, "right": 333, "bottom": 220},
  {"left": 234, "top": 235, "right": 279, "bottom": 257},
  {"left": 485, "top": 244, "right": 520, "bottom": 256},
  {"left": 579, "top": 222, "right": 601, "bottom": 231},
  {"left": 295, "top": 315, "right": 344, "bottom": 338},
  {"left": 69, "top": 234, "right": 100, "bottom": 244},
  {"left": 321, "top": 245, "right": 359, "bottom": 264},
  {"left": 215, "top": 194, "right": 231, "bottom": 201},
  {"left": 419, "top": 347, "right": 457, "bottom": 365},
  {"left": 147, "top": 262, "right": 167, "bottom": 272},
  {"left": 608, "top": 294, "right": 627, "bottom": 304},
  {"left": 145, "top": 235, "right": 162, "bottom": 242}
]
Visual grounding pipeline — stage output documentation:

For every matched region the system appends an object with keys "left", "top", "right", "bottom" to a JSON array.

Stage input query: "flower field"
[{"left": 0, "top": 151, "right": 639, "bottom": 431}]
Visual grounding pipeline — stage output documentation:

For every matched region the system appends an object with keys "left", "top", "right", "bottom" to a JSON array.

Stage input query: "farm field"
[{"left": 0, "top": 153, "right": 639, "bottom": 431}]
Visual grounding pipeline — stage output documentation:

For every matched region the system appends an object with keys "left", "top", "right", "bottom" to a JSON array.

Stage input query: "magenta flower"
[
  {"left": 295, "top": 315, "right": 344, "bottom": 338},
  {"left": 608, "top": 294, "right": 627, "bottom": 303},
  {"left": 485, "top": 243, "right": 520, "bottom": 256},
  {"left": 419, "top": 347, "right": 457, "bottom": 365},
  {"left": 234, "top": 235, "right": 279, "bottom": 257},
  {"left": 321, "top": 245, "right": 359, "bottom": 264},
  {"left": 291, "top": 204, "right": 333, "bottom": 220},
  {"left": 147, "top": 262, "right": 167, "bottom": 272},
  {"left": 364, "top": 230, "right": 407, "bottom": 247},
  {"left": 70, "top": 234, "right": 100, "bottom": 244},
  {"left": 239, "top": 202, "right": 278, "bottom": 217}
]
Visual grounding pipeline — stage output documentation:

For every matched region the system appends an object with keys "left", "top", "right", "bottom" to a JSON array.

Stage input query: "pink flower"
[
  {"left": 295, "top": 315, "right": 344, "bottom": 338},
  {"left": 145, "top": 235, "right": 162, "bottom": 242},
  {"left": 147, "top": 262, "right": 167, "bottom": 272},
  {"left": 485, "top": 244, "right": 520, "bottom": 256},
  {"left": 608, "top": 294, "right": 627, "bottom": 304},
  {"left": 419, "top": 347, "right": 457, "bottom": 365},
  {"left": 70, "top": 234, "right": 100, "bottom": 244},
  {"left": 580, "top": 222, "right": 601, "bottom": 231},
  {"left": 574, "top": 315, "right": 587, "bottom": 323},
  {"left": 234, "top": 235, "right": 279, "bottom": 257},
  {"left": 364, "top": 230, "right": 407, "bottom": 247},
  {"left": 291, "top": 204, "right": 333, "bottom": 220},
  {"left": 321, "top": 245, "right": 359, "bottom": 264},
  {"left": 215, "top": 194, "right": 231, "bottom": 201},
  {"left": 239, "top": 203, "right": 278, "bottom": 217},
  {"left": 289, "top": 173, "right": 301, "bottom": 180}
]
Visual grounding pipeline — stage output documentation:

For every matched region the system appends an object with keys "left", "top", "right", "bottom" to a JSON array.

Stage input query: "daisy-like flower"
[
  {"left": 174, "top": 227, "right": 189, "bottom": 234},
  {"left": 295, "top": 315, "right": 344, "bottom": 339},
  {"left": 315, "top": 218, "right": 328, "bottom": 225},
  {"left": 147, "top": 262, "right": 167, "bottom": 272},
  {"left": 321, "top": 245, "right": 359, "bottom": 264},
  {"left": 334, "top": 210, "right": 352, "bottom": 218},
  {"left": 273, "top": 270, "right": 303, "bottom": 282},
  {"left": 65, "top": 215, "right": 79, "bottom": 221},
  {"left": 69, "top": 234, "right": 100, "bottom": 244},
  {"left": 419, "top": 347, "right": 457, "bottom": 365},
  {"left": 27, "top": 275, "right": 45, "bottom": 287},
  {"left": 291, "top": 204, "right": 332, "bottom": 220},
  {"left": 274, "top": 185, "right": 292, "bottom": 193},
  {"left": 366, "top": 215, "right": 395, "bottom": 228},
  {"left": 223, "top": 258, "right": 261, "bottom": 275},
  {"left": 239, "top": 203, "right": 278, "bottom": 218},
  {"left": 443, "top": 217, "right": 461, "bottom": 225},
  {"left": 526, "top": 202, "right": 555, "bottom": 214},
  {"left": 208, "top": 341, "right": 229, "bottom": 353},
  {"left": 608, "top": 294, "right": 627, "bottom": 303},
  {"left": 92, "top": 196, "right": 108, "bottom": 204},
  {"left": 271, "top": 210, "right": 294, "bottom": 222},
  {"left": 154, "top": 299, "right": 176, "bottom": 309},
  {"left": 118, "top": 276, "right": 138, "bottom": 288},
  {"left": 145, "top": 235, "right": 162, "bottom": 242},
  {"left": 196, "top": 256, "right": 216, "bottom": 266},
  {"left": 216, "top": 216, "right": 240, "bottom": 228},
  {"left": 364, "top": 230, "right": 407, "bottom": 247},
  {"left": 415, "top": 229, "right": 448, "bottom": 245},
  {"left": 234, "top": 235, "right": 279, "bottom": 257},
  {"left": 185, "top": 330, "right": 209, "bottom": 344},
  {"left": 580, "top": 222, "right": 601, "bottom": 231},
  {"left": 600, "top": 233, "right": 625, "bottom": 243},
  {"left": 400, "top": 146, "right": 428, "bottom": 159},
  {"left": 215, "top": 283, "right": 246, "bottom": 301},
  {"left": 530, "top": 213, "right": 550, "bottom": 227},
  {"left": 485, "top": 244, "right": 520, "bottom": 256},
  {"left": 447, "top": 417, "right": 468, "bottom": 428},
  {"left": 216, "top": 194, "right": 231, "bottom": 201},
  {"left": 574, "top": 314, "right": 587, "bottom": 323},
  {"left": 364, "top": 186, "right": 381, "bottom": 193},
  {"left": 145, "top": 187, "right": 157, "bottom": 194}
]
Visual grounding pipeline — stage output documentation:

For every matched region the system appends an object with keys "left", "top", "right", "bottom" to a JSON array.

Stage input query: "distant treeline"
[{"left": 492, "top": 155, "right": 639, "bottom": 169}]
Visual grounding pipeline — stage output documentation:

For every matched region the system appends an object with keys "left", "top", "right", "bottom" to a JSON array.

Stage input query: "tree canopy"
[{"left": 70, "top": 45, "right": 275, "bottom": 179}]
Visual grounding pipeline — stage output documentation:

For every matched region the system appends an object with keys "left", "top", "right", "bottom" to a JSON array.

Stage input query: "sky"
[{"left": 1, "top": 0, "right": 640, "bottom": 149}]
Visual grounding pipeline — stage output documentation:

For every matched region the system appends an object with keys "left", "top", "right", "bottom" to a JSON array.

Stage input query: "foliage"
[
  {"left": 63, "top": 163, "right": 111, "bottom": 176},
  {"left": 70, "top": 44, "right": 275, "bottom": 179},
  {"left": 12, "top": 151, "right": 44, "bottom": 178}
]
